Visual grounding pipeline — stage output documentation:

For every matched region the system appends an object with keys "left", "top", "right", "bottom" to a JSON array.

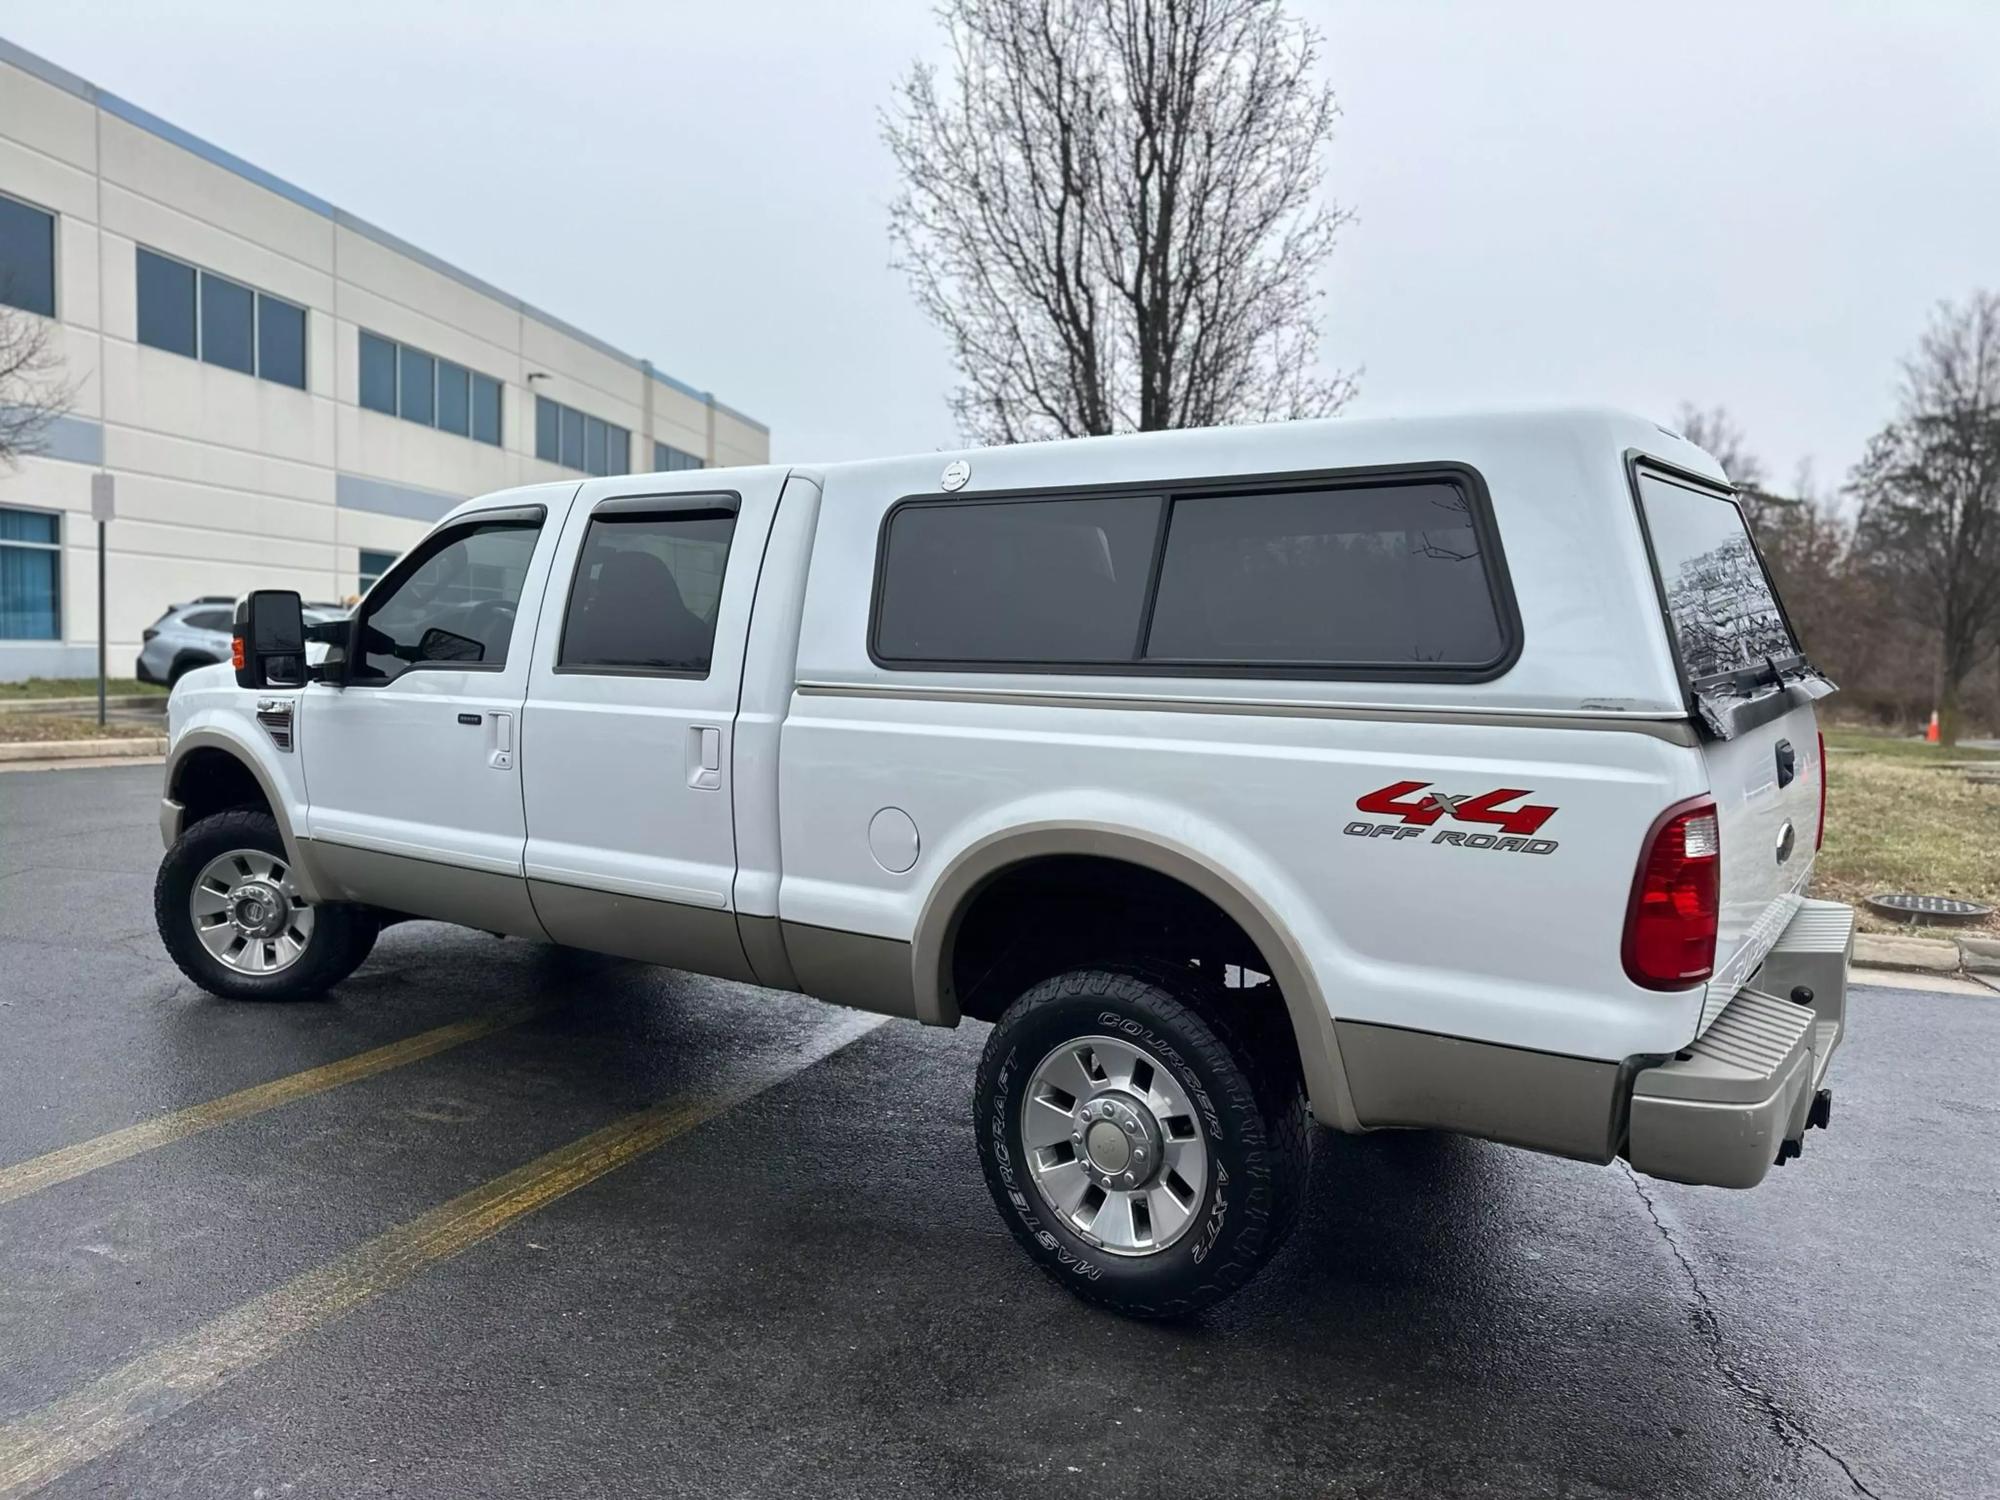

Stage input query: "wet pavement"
[{"left": 1, "top": 764, "right": 1994, "bottom": 1499}]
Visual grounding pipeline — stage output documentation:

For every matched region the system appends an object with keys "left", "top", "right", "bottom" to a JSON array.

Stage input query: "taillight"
[
  {"left": 1816, "top": 729, "right": 1827, "bottom": 851},
  {"left": 230, "top": 635, "right": 245, "bottom": 670},
  {"left": 1623, "top": 795, "right": 1720, "bottom": 990}
]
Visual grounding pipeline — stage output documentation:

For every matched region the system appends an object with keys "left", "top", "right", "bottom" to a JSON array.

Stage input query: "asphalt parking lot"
[{"left": 1, "top": 765, "right": 1995, "bottom": 1499}]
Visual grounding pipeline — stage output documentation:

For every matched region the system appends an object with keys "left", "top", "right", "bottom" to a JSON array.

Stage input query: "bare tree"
[
  {"left": 885, "top": 0, "right": 1355, "bottom": 444},
  {"left": 1849, "top": 292, "right": 2000, "bottom": 746},
  {"left": 0, "top": 306, "right": 72, "bottom": 465},
  {"left": 1673, "top": 402, "right": 1767, "bottom": 491}
]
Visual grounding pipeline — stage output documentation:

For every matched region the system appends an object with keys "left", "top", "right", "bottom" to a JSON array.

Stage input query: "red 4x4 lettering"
[{"left": 1356, "top": 780, "right": 1557, "bottom": 836}]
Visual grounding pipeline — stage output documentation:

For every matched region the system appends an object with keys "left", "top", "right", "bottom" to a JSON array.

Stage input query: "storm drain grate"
[{"left": 1864, "top": 892, "right": 1993, "bottom": 925}]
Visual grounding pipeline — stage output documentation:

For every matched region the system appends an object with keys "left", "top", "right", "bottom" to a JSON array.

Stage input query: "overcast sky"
[{"left": 8, "top": 1, "right": 1996, "bottom": 493}]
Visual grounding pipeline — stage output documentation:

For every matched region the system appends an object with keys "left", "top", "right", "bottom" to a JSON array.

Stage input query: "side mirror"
[{"left": 234, "top": 591, "right": 306, "bottom": 689}]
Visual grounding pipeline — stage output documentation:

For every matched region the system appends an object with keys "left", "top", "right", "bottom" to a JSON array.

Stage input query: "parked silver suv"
[{"left": 138, "top": 598, "right": 346, "bottom": 686}]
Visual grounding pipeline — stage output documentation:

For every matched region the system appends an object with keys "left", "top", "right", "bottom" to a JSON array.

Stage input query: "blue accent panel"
[
  {"left": 0, "top": 408, "right": 104, "bottom": 465},
  {"left": 335, "top": 473, "right": 462, "bottom": 523},
  {"left": 0, "top": 36, "right": 768, "bottom": 440}
]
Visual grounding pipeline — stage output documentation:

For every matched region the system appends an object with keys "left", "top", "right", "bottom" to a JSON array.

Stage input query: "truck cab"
[{"left": 155, "top": 408, "right": 1852, "bottom": 1316}]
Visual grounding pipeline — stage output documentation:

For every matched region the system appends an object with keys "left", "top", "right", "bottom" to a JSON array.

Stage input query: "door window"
[
  {"left": 352, "top": 519, "right": 541, "bottom": 683},
  {"left": 558, "top": 505, "right": 737, "bottom": 676}
]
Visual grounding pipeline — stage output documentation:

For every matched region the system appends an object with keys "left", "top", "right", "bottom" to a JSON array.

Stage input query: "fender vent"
[{"left": 255, "top": 700, "right": 295, "bottom": 752}]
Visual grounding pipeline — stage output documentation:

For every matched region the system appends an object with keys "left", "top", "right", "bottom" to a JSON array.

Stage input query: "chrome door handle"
[{"left": 687, "top": 725, "right": 722, "bottom": 790}]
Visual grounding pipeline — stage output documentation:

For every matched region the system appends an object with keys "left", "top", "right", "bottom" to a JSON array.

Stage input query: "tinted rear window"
[
  {"left": 872, "top": 475, "right": 1512, "bottom": 676},
  {"left": 1638, "top": 472, "right": 1799, "bottom": 686},
  {"left": 1146, "top": 483, "right": 1506, "bottom": 668},
  {"left": 874, "top": 494, "right": 1163, "bottom": 664},
  {"left": 559, "top": 508, "right": 736, "bottom": 676}
]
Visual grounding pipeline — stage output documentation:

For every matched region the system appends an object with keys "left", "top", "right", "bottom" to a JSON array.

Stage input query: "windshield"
[{"left": 1638, "top": 471, "right": 1801, "bottom": 690}]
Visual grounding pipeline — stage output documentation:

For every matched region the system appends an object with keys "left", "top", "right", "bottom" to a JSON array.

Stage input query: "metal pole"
[{"left": 97, "top": 519, "right": 106, "bottom": 728}]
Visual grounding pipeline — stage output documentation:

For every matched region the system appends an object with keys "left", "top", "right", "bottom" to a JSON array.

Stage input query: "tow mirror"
[{"left": 233, "top": 590, "right": 306, "bottom": 689}]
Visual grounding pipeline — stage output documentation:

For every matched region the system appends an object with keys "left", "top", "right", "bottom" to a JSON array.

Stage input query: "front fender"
[{"left": 162, "top": 706, "right": 321, "bottom": 903}]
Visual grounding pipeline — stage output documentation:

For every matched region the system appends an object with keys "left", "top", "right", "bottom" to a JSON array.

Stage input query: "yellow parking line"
[
  {"left": 0, "top": 1011, "right": 884, "bottom": 1499},
  {"left": 0, "top": 1006, "right": 543, "bottom": 1207}
]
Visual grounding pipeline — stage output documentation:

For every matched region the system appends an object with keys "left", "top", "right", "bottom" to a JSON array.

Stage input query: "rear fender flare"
[{"left": 911, "top": 821, "right": 1359, "bottom": 1130}]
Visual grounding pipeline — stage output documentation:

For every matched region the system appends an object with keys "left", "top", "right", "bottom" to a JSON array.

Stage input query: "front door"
[
  {"left": 301, "top": 500, "right": 567, "bottom": 900},
  {"left": 518, "top": 472, "right": 785, "bottom": 979}
]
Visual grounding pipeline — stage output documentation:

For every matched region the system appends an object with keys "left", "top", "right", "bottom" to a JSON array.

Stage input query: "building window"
[
  {"left": 0, "top": 192, "right": 57, "bottom": 318},
  {"left": 199, "top": 271, "right": 255, "bottom": 375},
  {"left": 358, "top": 548, "right": 398, "bottom": 597},
  {"left": 654, "top": 442, "right": 704, "bottom": 472},
  {"left": 535, "top": 395, "right": 629, "bottom": 477},
  {"left": 356, "top": 331, "right": 502, "bottom": 447},
  {"left": 471, "top": 373, "right": 502, "bottom": 446},
  {"left": 437, "top": 361, "right": 470, "bottom": 436},
  {"left": 398, "top": 345, "right": 435, "bottom": 425},
  {"left": 358, "top": 331, "right": 397, "bottom": 413},
  {"left": 0, "top": 506, "right": 62, "bottom": 640},
  {"left": 135, "top": 247, "right": 308, "bottom": 389},
  {"left": 136, "top": 250, "right": 196, "bottom": 357},
  {"left": 258, "top": 297, "right": 307, "bottom": 390}
]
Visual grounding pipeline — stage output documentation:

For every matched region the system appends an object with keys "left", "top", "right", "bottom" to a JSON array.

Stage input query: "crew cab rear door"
[
  {"left": 1635, "top": 464, "right": 1830, "bottom": 994},
  {"left": 518, "top": 467, "right": 787, "bottom": 977}
]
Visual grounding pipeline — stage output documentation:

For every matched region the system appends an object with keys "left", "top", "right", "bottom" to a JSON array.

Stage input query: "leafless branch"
[
  {"left": 1672, "top": 402, "right": 1767, "bottom": 492},
  {"left": 1847, "top": 291, "right": 2000, "bottom": 742},
  {"left": 0, "top": 306, "right": 74, "bottom": 465},
  {"left": 884, "top": 0, "right": 1356, "bottom": 444}
]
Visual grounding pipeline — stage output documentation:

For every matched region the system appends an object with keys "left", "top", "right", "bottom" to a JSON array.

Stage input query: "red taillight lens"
[
  {"left": 230, "top": 635, "right": 245, "bottom": 670},
  {"left": 1623, "top": 796, "right": 1720, "bottom": 989},
  {"left": 1816, "top": 729, "right": 1827, "bottom": 851}
]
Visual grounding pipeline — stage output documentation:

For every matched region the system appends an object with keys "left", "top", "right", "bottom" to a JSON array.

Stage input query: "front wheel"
[
  {"left": 974, "top": 966, "right": 1310, "bottom": 1318},
  {"left": 155, "top": 809, "right": 375, "bottom": 1000}
]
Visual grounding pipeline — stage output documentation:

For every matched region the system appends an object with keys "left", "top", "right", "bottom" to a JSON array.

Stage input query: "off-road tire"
[
  {"left": 975, "top": 965, "right": 1311, "bottom": 1318},
  {"left": 155, "top": 809, "right": 374, "bottom": 1001}
]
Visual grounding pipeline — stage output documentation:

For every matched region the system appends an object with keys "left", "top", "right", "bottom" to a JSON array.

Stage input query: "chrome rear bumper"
[{"left": 1625, "top": 899, "right": 1852, "bottom": 1189}]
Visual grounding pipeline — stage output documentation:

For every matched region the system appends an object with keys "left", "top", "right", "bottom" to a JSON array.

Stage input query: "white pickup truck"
[{"left": 154, "top": 408, "right": 1851, "bottom": 1316}]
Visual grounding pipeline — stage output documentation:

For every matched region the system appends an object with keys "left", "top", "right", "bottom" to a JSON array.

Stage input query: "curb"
[
  {"left": 1853, "top": 931, "right": 1998, "bottom": 978},
  {"left": 0, "top": 695, "right": 165, "bottom": 715},
  {"left": 0, "top": 736, "right": 167, "bottom": 763}
]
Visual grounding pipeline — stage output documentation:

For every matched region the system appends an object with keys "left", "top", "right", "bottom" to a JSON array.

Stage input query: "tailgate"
[
  {"left": 1696, "top": 698, "right": 1822, "bottom": 978},
  {"left": 1633, "top": 465, "right": 1829, "bottom": 991}
]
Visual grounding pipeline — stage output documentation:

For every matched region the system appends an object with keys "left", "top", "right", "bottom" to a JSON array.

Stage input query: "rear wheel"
[
  {"left": 155, "top": 809, "right": 375, "bottom": 1000},
  {"left": 974, "top": 965, "right": 1310, "bottom": 1318}
]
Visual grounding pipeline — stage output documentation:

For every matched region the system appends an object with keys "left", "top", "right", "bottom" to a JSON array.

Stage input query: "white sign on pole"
[{"left": 90, "top": 471, "right": 116, "bottom": 524}]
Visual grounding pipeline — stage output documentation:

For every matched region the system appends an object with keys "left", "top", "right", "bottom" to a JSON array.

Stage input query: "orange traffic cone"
[{"left": 1925, "top": 710, "right": 1940, "bottom": 744}]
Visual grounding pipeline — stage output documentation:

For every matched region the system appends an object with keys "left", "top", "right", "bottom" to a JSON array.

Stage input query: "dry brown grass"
[
  {"left": 1816, "top": 734, "right": 2000, "bottom": 935},
  {"left": 0, "top": 714, "right": 161, "bottom": 744}
]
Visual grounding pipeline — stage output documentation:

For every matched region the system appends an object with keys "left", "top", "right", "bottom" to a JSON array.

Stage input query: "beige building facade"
[{"left": 0, "top": 36, "right": 768, "bottom": 680}]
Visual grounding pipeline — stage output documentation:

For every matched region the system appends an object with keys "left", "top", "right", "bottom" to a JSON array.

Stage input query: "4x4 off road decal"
[{"left": 1346, "top": 779, "right": 1560, "bottom": 855}]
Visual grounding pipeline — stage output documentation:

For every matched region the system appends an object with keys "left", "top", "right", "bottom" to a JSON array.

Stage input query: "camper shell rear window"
[
  {"left": 1633, "top": 466, "right": 1804, "bottom": 694},
  {"left": 869, "top": 466, "right": 1520, "bottom": 682}
]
